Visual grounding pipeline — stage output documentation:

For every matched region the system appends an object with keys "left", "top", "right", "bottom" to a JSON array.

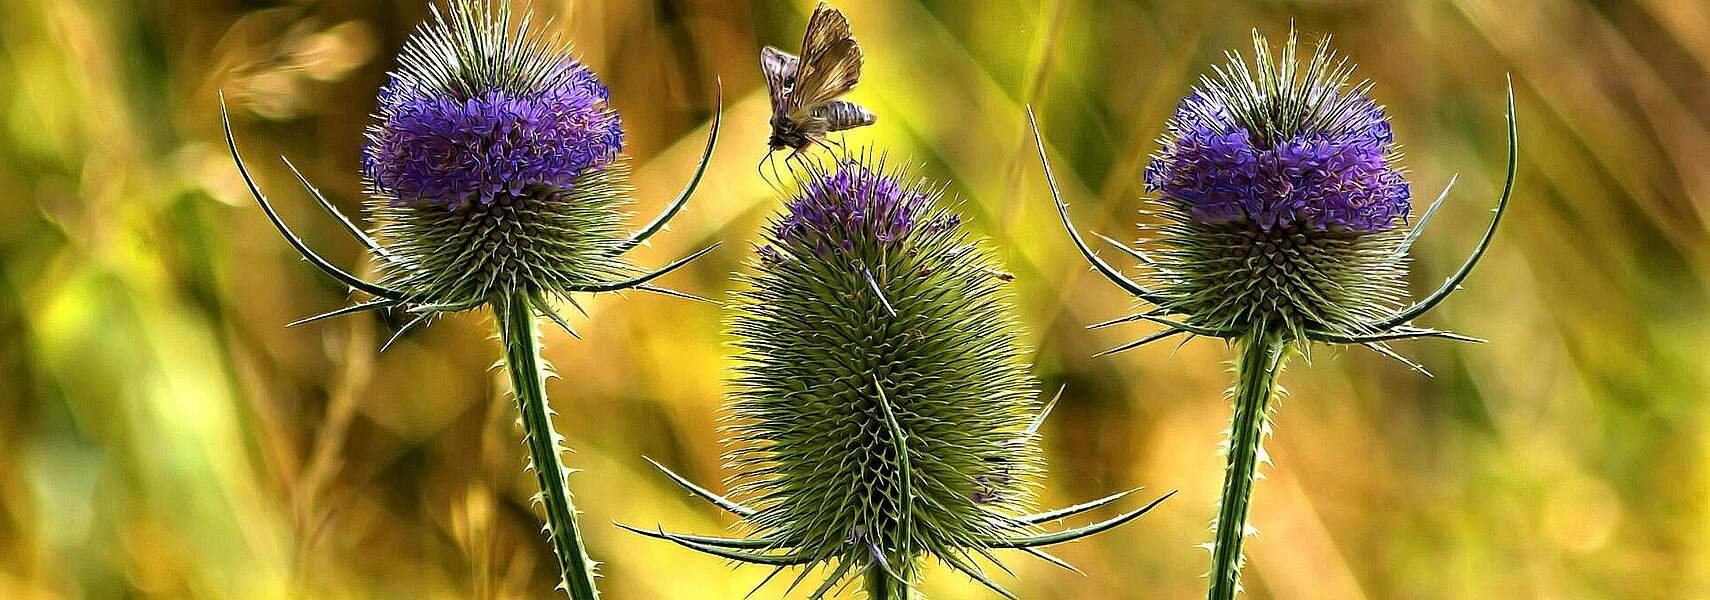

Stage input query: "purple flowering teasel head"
[
  {"left": 222, "top": 0, "right": 721, "bottom": 333},
  {"left": 361, "top": 1, "right": 639, "bottom": 309},
  {"left": 1128, "top": 30, "right": 1418, "bottom": 338},
  {"left": 1034, "top": 27, "right": 1516, "bottom": 351},
  {"left": 1032, "top": 29, "right": 1518, "bottom": 352}
]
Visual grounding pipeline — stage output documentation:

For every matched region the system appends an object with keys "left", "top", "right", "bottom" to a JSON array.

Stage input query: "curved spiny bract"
[{"left": 631, "top": 154, "right": 1169, "bottom": 598}]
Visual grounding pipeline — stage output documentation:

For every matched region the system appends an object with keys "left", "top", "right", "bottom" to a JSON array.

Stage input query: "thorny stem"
[
  {"left": 497, "top": 292, "right": 600, "bottom": 599},
  {"left": 864, "top": 562, "right": 912, "bottom": 600},
  {"left": 1208, "top": 328, "right": 1289, "bottom": 600}
]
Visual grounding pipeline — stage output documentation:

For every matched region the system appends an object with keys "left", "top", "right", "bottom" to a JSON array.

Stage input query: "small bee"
[{"left": 760, "top": 2, "right": 876, "bottom": 159}]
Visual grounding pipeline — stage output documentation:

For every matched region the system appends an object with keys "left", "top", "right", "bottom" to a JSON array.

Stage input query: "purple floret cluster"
[
  {"left": 1144, "top": 92, "right": 1410, "bottom": 233},
  {"left": 363, "top": 63, "right": 622, "bottom": 208},
  {"left": 773, "top": 163, "right": 956, "bottom": 256}
]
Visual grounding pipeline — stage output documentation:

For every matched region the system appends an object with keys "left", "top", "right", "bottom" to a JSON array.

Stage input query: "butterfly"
[{"left": 760, "top": 3, "right": 875, "bottom": 158}]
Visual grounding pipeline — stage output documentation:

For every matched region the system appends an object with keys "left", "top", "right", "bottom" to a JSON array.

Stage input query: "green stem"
[
  {"left": 497, "top": 292, "right": 600, "bottom": 600},
  {"left": 1208, "top": 330, "right": 1289, "bottom": 600},
  {"left": 864, "top": 563, "right": 911, "bottom": 600}
]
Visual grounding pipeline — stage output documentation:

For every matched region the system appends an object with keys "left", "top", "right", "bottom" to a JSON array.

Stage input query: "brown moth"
[{"left": 761, "top": 2, "right": 876, "bottom": 157}]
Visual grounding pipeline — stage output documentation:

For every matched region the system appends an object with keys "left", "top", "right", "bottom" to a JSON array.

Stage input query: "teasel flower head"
[
  {"left": 223, "top": 0, "right": 723, "bottom": 341},
  {"left": 222, "top": 1, "right": 722, "bottom": 597},
  {"left": 1133, "top": 30, "right": 1414, "bottom": 341},
  {"left": 352, "top": 0, "right": 723, "bottom": 318},
  {"left": 627, "top": 154, "right": 1171, "bottom": 599},
  {"left": 1033, "top": 28, "right": 1516, "bottom": 361},
  {"left": 1033, "top": 29, "right": 1516, "bottom": 600}
]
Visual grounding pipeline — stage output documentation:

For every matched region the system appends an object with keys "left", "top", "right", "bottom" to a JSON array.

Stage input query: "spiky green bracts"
[
  {"left": 1032, "top": 30, "right": 1516, "bottom": 600},
  {"left": 628, "top": 155, "right": 1170, "bottom": 599},
  {"left": 223, "top": 2, "right": 721, "bottom": 598}
]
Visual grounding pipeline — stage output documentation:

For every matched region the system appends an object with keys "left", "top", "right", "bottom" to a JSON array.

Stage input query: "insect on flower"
[{"left": 759, "top": 2, "right": 876, "bottom": 182}]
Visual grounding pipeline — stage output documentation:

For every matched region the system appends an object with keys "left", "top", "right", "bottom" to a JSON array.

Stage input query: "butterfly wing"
[
  {"left": 788, "top": 38, "right": 863, "bottom": 120},
  {"left": 760, "top": 46, "right": 800, "bottom": 116},
  {"left": 787, "top": 4, "right": 862, "bottom": 119},
  {"left": 798, "top": 3, "right": 851, "bottom": 66}
]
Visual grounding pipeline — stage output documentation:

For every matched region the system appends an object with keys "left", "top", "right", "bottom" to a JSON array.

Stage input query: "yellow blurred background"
[{"left": 2, "top": 0, "right": 1708, "bottom": 598}]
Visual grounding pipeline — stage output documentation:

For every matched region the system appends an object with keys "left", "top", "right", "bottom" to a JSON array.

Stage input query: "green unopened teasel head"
[{"left": 632, "top": 154, "right": 1169, "bottom": 599}]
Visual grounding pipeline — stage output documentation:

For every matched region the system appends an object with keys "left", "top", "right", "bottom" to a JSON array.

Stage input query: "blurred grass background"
[{"left": 2, "top": 0, "right": 1707, "bottom": 598}]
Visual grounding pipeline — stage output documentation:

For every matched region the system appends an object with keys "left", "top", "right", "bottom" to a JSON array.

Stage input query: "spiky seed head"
[
  {"left": 727, "top": 155, "right": 1042, "bottom": 579},
  {"left": 363, "top": 0, "right": 634, "bottom": 307},
  {"left": 1143, "top": 30, "right": 1412, "bottom": 337}
]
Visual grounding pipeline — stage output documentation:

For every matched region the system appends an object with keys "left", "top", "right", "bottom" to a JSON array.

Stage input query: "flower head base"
[{"left": 629, "top": 153, "right": 1168, "bottom": 598}]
